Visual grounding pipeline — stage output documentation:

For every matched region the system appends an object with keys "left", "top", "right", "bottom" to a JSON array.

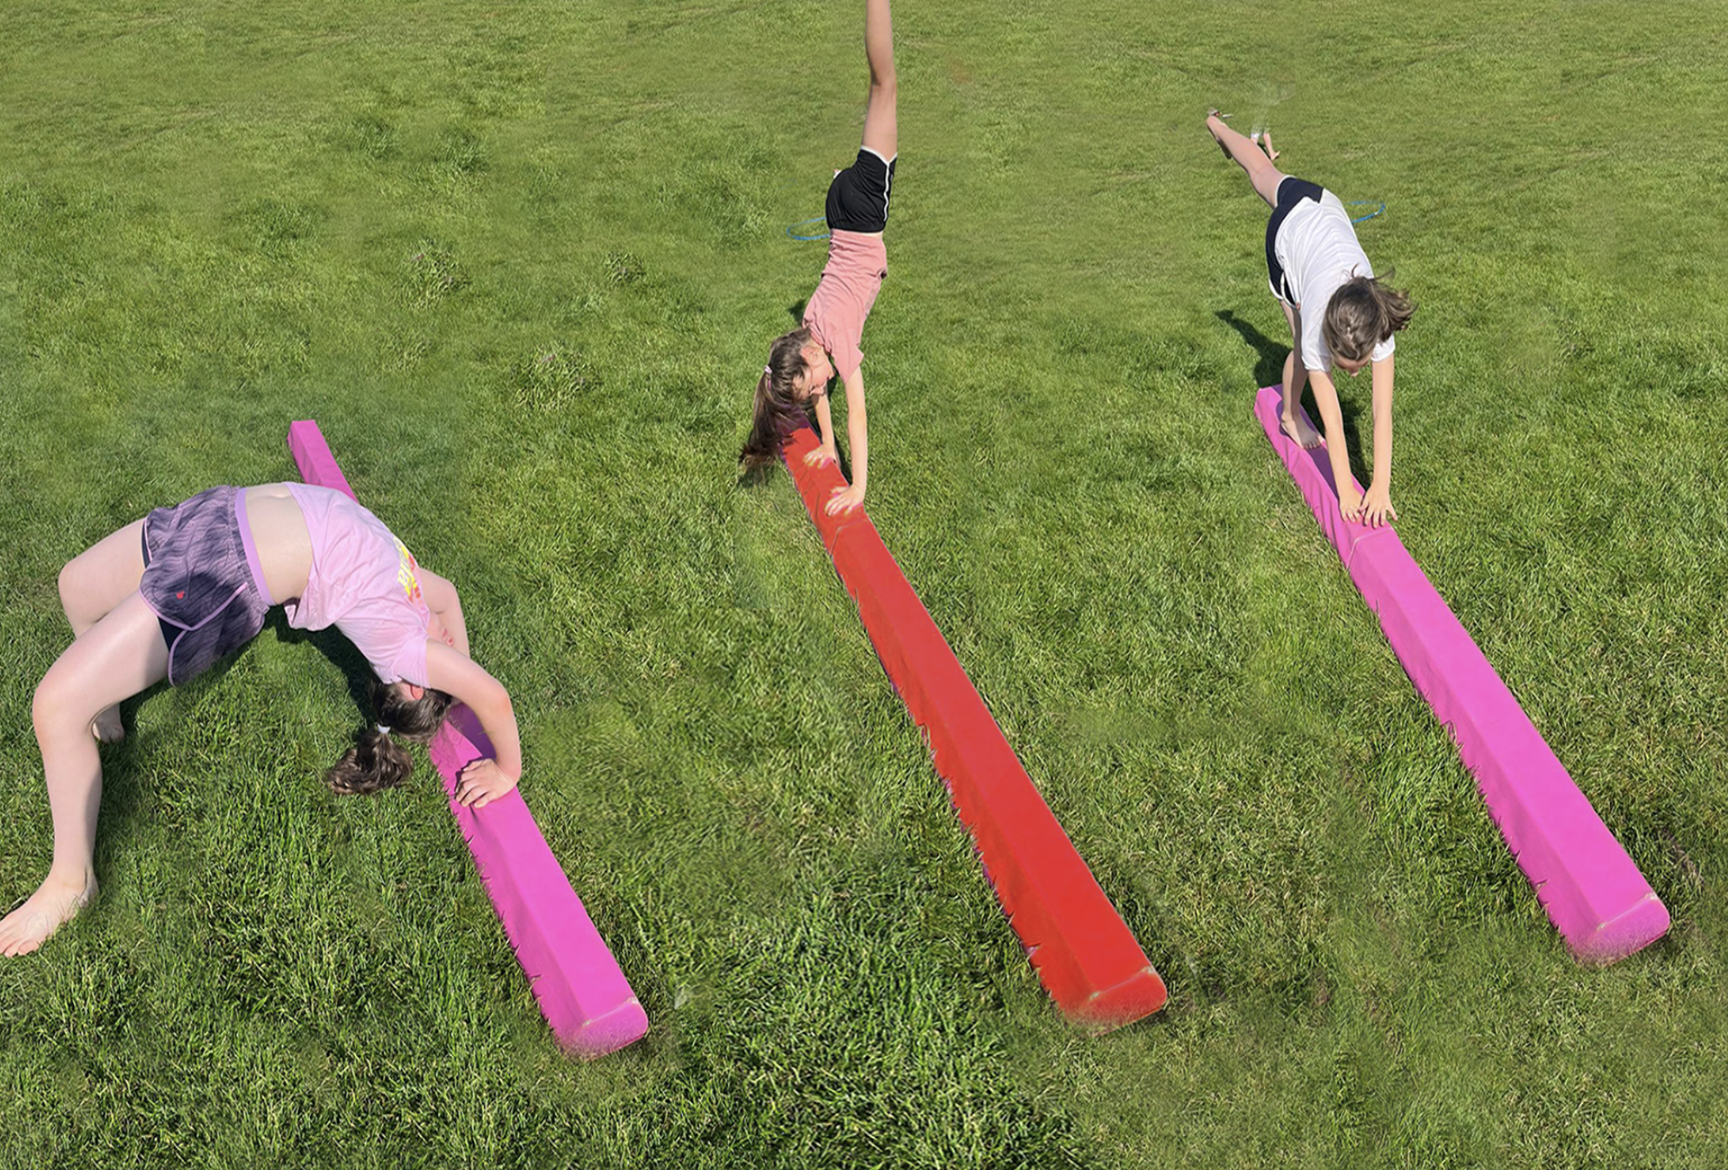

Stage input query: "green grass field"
[{"left": 3, "top": 1, "right": 1726, "bottom": 1165}]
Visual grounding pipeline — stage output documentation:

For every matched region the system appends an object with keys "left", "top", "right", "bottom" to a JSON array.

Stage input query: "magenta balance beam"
[
  {"left": 1253, "top": 387, "right": 1668, "bottom": 963},
  {"left": 287, "top": 420, "right": 648, "bottom": 1056},
  {"left": 781, "top": 427, "right": 1166, "bottom": 1027}
]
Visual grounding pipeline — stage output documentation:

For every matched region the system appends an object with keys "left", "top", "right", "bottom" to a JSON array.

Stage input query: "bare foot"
[
  {"left": 1206, "top": 109, "right": 1232, "bottom": 157},
  {"left": 0, "top": 871, "right": 98, "bottom": 957},
  {"left": 1256, "top": 128, "right": 1280, "bottom": 162},
  {"left": 1281, "top": 409, "right": 1323, "bottom": 449},
  {"left": 91, "top": 704, "right": 124, "bottom": 744}
]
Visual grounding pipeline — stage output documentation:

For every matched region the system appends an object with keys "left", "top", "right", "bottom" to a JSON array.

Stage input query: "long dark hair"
[
  {"left": 1322, "top": 271, "right": 1416, "bottom": 363},
  {"left": 325, "top": 677, "right": 454, "bottom": 795},
  {"left": 739, "top": 328, "right": 815, "bottom": 471}
]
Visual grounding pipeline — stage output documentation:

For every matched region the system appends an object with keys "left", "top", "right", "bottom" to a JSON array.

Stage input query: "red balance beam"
[
  {"left": 288, "top": 421, "right": 648, "bottom": 1057},
  {"left": 781, "top": 428, "right": 1166, "bottom": 1028}
]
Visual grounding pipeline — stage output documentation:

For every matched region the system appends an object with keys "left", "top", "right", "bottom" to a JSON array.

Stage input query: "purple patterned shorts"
[{"left": 139, "top": 486, "right": 273, "bottom": 685}]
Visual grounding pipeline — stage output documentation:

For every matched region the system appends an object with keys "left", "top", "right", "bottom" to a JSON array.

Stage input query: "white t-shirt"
[{"left": 1275, "top": 188, "right": 1396, "bottom": 372}]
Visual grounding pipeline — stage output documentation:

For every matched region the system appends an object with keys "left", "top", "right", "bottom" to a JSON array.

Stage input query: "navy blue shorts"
[
  {"left": 139, "top": 486, "right": 272, "bottom": 686},
  {"left": 1265, "top": 176, "right": 1324, "bottom": 304},
  {"left": 825, "top": 147, "right": 896, "bottom": 234}
]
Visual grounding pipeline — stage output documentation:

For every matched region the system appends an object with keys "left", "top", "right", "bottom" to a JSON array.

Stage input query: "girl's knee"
[
  {"left": 31, "top": 670, "right": 70, "bottom": 741},
  {"left": 57, "top": 552, "right": 113, "bottom": 629},
  {"left": 31, "top": 660, "right": 99, "bottom": 743},
  {"left": 56, "top": 557, "right": 86, "bottom": 615}
]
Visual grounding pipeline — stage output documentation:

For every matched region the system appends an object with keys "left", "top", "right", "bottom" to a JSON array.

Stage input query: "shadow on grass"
[
  {"left": 86, "top": 621, "right": 381, "bottom": 875},
  {"left": 95, "top": 646, "right": 256, "bottom": 855},
  {"left": 268, "top": 610, "right": 376, "bottom": 719},
  {"left": 1216, "top": 308, "right": 1369, "bottom": 485},
  {"left": 103, "top": 617, "right": 370, "bottom": 787},
  {"left": 1216, "top": 309, "right": 1286, "bottom": 390},
  {"left": 97, "top": 678, "right": 176, "bottom": 845},
  {"left": 737, "top": 462, "right": 778, "bottom": 491}
]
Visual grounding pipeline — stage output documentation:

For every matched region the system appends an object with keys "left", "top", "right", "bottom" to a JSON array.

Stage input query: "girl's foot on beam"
[
  {"left": 0, "top": 869, "right": 98, "bottom": 957},
  {"left": 1281, "top": 407, "right": 1323, "bottom": 449}
]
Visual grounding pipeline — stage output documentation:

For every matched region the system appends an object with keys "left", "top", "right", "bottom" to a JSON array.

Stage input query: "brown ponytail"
[
  {"left": 325, "top": 678, "right": 454, "bottom": 796},
  {"left": 739, "top": 328, "right": 816, "bottom": 471},
  {"left": 1322, "top": 271, "right": 1416, "bottom": 364}
]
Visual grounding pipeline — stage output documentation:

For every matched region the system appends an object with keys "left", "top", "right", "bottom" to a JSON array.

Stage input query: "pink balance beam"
[
  {"left": 287, "top": 420, "right": 648, "bottom": 1056},
  {"left": 781, "top": 427, "right": 1166, "bottom": 1028},
  {"left": 1253, "top": 387, "right": 1668, "bottom": 963}
]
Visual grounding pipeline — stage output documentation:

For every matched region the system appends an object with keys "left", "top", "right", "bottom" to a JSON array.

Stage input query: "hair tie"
[
  {"left": 764, "top": 364, "right": 772, "bottom": 377},
  {"left": 376, "top": 723, "right": 393, "bottom": 736}
]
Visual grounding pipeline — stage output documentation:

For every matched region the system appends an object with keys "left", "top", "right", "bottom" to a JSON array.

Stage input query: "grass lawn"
[{"left": 2, "top": 1, "right": 1725, "bottom": 1165}]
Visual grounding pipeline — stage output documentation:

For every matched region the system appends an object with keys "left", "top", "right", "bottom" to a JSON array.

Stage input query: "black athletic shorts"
[
  {"left": 1265, "top": 176, "right": 1324, "bottom": 304},
  {"left": 825, "top": 147, "right": 897, "bottom": 234}
]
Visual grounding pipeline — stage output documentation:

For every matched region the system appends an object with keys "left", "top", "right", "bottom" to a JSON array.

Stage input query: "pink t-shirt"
[
  {"left": 803, "top": 229, "right": 888, "bottom": 381},
  {"left": 283, "top": 483, "right": 431, "bottom": 686}
]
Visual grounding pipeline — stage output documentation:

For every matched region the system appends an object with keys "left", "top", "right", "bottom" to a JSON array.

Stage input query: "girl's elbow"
[{"left": 481, "top": 678, "right": 513, "bottom": 719}]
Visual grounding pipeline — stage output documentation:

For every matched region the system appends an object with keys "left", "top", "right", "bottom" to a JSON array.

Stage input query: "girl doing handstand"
[{"left": 740, "top": 0, "right": 897, "bottom": 515}]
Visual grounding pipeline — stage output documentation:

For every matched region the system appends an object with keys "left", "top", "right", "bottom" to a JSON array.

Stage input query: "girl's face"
[
  {"left": 792, "top": 342, "right": 833, "bottom": 400},
  {"left": 1334, "top": 355, "right": 1368, "bottom": 378}
]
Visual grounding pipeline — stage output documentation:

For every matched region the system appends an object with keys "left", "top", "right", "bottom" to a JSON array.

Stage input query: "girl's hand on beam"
[
  {"left": 1338, "top": 482, "right": 1365, "bottom": 524},
  {"left": 1361, "top": 483, "right": 1397, "bottom": 528},
  {"left": 455, "top": 757, "right": 519, "bottom": 809},
  {"left": 826, "top": 482, "right": 865, "bottom": 515}
]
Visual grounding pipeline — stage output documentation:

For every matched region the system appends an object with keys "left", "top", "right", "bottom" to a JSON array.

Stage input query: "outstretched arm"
[
  {"left": 826, "top": 366, "right": 868, "bottom": 514},
  {"left": 1304, "top": 369, "right": 1365, "bottom": 523},
  {"left": 860, "top": 0, "right": 897, "bottom": 160},
  {"left": 1362, "top": 352, "right": 1396, "bottom": 527},
  {"left": 810, "top": 390, "right": 840, "bottom": 465},
  {"left": 425, "top": 641, "right": 521, "bottom": 808}
]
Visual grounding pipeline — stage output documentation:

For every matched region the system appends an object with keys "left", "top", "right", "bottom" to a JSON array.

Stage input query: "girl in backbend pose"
[
  {"left": 740, "top": 0, "right": 897, "bottom": 515},
  {"left": 0, "top": 482, "right": 521, "bottom": 957},
  {"left": 1206, "top": 112, "right": 1415, "bottom": 527}
]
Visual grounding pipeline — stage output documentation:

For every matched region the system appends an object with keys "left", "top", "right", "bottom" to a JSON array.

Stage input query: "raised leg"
[
  {"left": 59, "top": 517, "right": 148, "bottom": 741},
  {"left": 1207, "top": 111, "right": 1287, "bottom": 209},
  {"left": 860, "top": 0, "right": 896, "bottom": 161},
  {"left": 0, "top": 593, "right": 168, "bottom": 957},
  {"left": 1279, "top": 300, "right": 1321, "bottom": 449}
]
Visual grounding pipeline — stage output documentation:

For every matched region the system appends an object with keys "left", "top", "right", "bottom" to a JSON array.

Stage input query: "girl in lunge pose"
[
  {"left": 740, "top": 0, "right": 897, "bottom": 515},
  {"left": 0, "top": 482, "right": 522, "bottom": 957},
  {"left": 1206, "top": 112, "right": 1415, "bottom": 527}
]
